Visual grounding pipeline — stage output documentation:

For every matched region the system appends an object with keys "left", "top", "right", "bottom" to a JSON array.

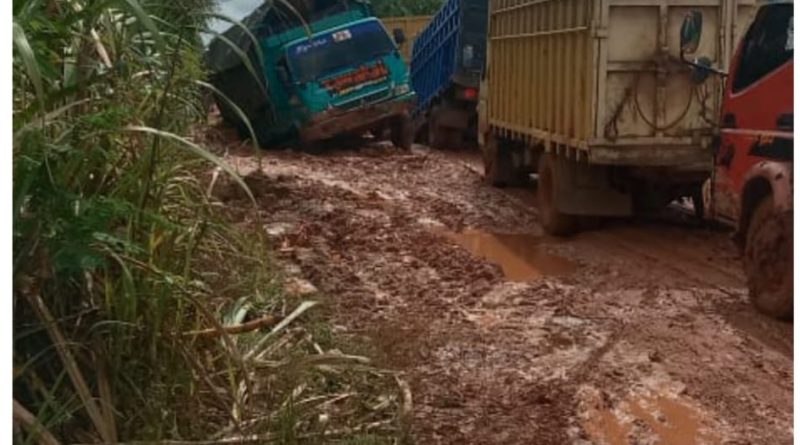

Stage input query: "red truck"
[{"left": 681, "top": 1, "right": 793, "bottom": 319}]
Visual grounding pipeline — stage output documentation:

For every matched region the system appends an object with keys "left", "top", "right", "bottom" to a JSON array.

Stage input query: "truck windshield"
[{"left": 287, "top": 20, "right": 396, "bottom": 83}]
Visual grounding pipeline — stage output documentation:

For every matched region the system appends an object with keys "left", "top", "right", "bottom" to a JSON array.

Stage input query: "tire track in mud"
[{"left": 219, "top": 144, "right": 792, "bottom": 445}]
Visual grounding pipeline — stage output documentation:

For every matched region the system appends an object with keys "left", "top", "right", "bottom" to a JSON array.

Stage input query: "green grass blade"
[
  {"left": 245, "top": 301, "right": 319, "bottom": 361},
  {"left": 205, "top": 31, "right": 269, "bottom": 99},
  {"left": 123, "top": 125, "right": 255, "bottom": 204},
  {"left": 13, "top": 98, "right": 91, "bottom": 144},
  {"left": 115, "top": 0, "right": 167, "bottom": 52},
  {"left": 24, "top": 293, "right": 116, "bottom": 443},
  {"left": 201, "top": 12, "right": 267, "bottom": 76},
  {"left": 12, "top": 399, "right": 62, "bottom": 445},
  {"left": 195, "top": 80, "right": 261, "bottom": 150},
  {"left": 276, "top": 0, "right": 313, "bottom": 37},
  {"left": 12, "top": 22, "right": 45, "bottom": 112},
  {"left": 13, "top": 0, "right": 47, "bottom": 21}
]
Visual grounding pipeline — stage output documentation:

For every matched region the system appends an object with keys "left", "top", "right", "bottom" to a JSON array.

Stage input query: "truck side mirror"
[
  {"left": 393, "top": 28, "right": 406, "bottom": 46},
  {"left": 680, "top": 11, "right": 703, "bottom": 56}
]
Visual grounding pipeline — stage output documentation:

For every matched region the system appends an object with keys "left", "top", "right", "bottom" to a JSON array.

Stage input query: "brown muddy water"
[
  {"left": 442, "top": 229, "right": 576, "bottom": 281},
  {"left": 583, "top": 393, "right": 720, "bottom": 445}
]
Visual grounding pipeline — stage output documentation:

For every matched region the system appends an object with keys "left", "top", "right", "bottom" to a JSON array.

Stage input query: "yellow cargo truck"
[{"left": 479, "top": 0, "right": 758, "bottom": 235}]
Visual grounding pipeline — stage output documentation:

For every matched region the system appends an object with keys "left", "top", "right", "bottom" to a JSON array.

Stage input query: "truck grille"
[{"left": 335, "top": 88, "right": 391, "bottom": 110}]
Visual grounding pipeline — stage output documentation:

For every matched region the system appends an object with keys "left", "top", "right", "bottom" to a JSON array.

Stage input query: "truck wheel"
[
  {"left": 447, "top": 129, "right": 465, "bottom": 150},
  {"left": 691, "top": 187, "right": 705, "bottom": 221},
  {"left": 483, "top": 132, "right": 518, "bottom": 187},
  {"left": 744, "top": 196, "right": 793, "bottom": 319},
  {"left": 428, "top": 107, "right": 448, "bottom": 149},
  {"left": 371, "top": 124, "right": 387, "bottom": 139},
  {"left": 391, "top": 115, "right": 413, "bottom": 150},
  {"left": 537, "top": 153, "right": 577, "bottom": 236}
]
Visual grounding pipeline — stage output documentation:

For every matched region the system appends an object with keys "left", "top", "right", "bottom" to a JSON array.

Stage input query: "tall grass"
[{"left": 13, "top": 1, "right": 406, "bottom": 443}]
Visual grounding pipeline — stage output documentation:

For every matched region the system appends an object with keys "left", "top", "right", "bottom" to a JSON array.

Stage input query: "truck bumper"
[
  {"left": 300, "top": 96, "right": 415, "bottom": 143},
  {"left": 588, "top": 145, "right": 711, "bottom": 170}
]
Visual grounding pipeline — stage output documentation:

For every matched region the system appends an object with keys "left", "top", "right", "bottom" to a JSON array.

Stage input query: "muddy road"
[{"left": 218, "top": 141, "right": 793, "bottom": 445}]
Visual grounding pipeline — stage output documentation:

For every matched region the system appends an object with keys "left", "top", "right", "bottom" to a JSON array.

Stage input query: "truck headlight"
[{"left": 394, "top": 84, "right": 411, "bottom": 96}]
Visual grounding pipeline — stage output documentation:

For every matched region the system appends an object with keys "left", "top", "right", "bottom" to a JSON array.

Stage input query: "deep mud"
[{"left": 218, "top": 141, "right": 793, "bottom": 445}]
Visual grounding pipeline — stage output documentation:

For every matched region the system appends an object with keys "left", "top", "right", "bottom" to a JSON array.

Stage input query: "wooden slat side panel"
[{"left": 487, "top": 0, "right": 593, "bottom": 146}]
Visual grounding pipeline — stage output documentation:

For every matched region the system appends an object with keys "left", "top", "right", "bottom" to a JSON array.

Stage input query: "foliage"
[
  {"left": 370, "top": 0, "right": 445, "bottom": 17},
  {"left": 12, "top": 0, "right": 405, "bottom": 443}
]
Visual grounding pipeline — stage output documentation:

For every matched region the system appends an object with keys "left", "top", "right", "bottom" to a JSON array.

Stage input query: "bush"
[
  {"left": 371, "top": 0, "right": 445, "bottom": 17},
  {"left": 13, "top": 1, "right": 406, "bottom": 443}
]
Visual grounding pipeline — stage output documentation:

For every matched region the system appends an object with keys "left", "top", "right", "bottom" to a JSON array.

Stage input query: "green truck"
[{"left": 206, "top": 0, "right": 416, "bottom": 148}]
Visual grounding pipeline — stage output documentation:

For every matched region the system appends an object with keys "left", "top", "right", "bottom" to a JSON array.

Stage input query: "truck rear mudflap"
[{"left": 300, "top": 97, "right": 414, "bottom": 143}]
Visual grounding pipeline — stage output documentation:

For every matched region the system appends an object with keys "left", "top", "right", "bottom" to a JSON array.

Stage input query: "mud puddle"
[
  {"left": 441, "top": 229, "right": 575, "bottom": 281},
  {"left": 219, "top": 144, "right": 792, "bottom": 445},
  {"left": 584, "top": 392, "right": 720, "bottom": 445}
]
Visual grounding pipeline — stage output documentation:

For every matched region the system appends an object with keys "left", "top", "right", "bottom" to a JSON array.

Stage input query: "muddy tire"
[
  {"left": 371, "top": 123, "right": 387, "bottom": 140},
  {"left": 483, "top": 132, "right": 523, "bottom": 187},
  {"left": 391, "top": 115, "right": 413, "bottom": 150},
  {"left": 537, "top": 153, "right": 578, "bottom": 236},
  {"left": 448, "top": 129, "right": 465, "bottom": 150},
  {"left": 428, "top": 106, "right": 448, "bottom": 149},
  {"left": 744, "top": 196, "right": 793, "bottom": 319},
  {"left": 691, "top": 187, "right": 705, "bottom": 221}
]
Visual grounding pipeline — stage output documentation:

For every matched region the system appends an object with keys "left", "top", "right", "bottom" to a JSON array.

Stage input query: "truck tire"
[
  {"left": 447, "top": 129, "right": 465, "bottom": 150},
  {"left": 691, "top": 187, "right": 705, "bottom": 221},
  {"left": 483, "top": 132, "right": 524, "bottom": 187},
  {"left": 537, "top": 153, "right": 578, "bottom": 236},
  {"left": 391, "top": 115, "right": 413, "bottom": 150},
  {"left": 428, "top": 106, "right": 448, "bottom": 149},
  {"left": 744, "top": 196, "right": 793, "bottom": 319},
  {"left": 371, "top": 123, "right": 387, "bottom": 140}
]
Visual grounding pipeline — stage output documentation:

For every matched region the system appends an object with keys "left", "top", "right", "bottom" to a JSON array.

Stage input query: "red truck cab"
[{"left": 686, "top": 2, "right": 793, "bottom": 318}]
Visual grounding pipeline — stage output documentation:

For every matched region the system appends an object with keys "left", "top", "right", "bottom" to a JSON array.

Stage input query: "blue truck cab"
[
  {"left": 409, "top": 0, "right": 488, "bottom": 148},
  {"left": 207, "top": 1, "right": 416, "bottom": 149}
]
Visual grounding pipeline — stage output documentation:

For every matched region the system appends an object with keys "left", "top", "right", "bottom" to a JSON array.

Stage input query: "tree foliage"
[{"left": 371, "top": 0, "right": 445, "bottom": 17}]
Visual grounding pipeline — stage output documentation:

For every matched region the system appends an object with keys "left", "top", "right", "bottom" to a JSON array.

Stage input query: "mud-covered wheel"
[
  {"left": 391, "top": 115, "right": 413, "bottom": 150},
  {"left": 483, "top": 132, "right": 517, "bottom": 187},
  {"left": 537, "top": 153, "right": 577, "bottom": 236},
  {"left": 691, "top": 187, "right": 705, "bottom": 221},
  {"left": 447, "top": 129, "right": 465, "bottom": 150},
  {"left": 428, "top": 107, "right": 448, "bottom": 149},
  {"left": 371, "top": 123, "right": 387, "bottom": 139},
  {"left": 744, "top": 196, "right": 793, "bottom": 319}
]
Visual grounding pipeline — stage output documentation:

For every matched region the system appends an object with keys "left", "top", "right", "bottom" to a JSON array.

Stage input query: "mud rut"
[{"left": 220, "top": 142, "right": 792, "bottom": 445}]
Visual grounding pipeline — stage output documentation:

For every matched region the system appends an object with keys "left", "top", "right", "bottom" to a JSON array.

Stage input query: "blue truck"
[
  {"left": 206, "top": 0, "right": 416, "bottom": 149},
  {"left": 409, "top": 0, "right": 489, "bottom": 148}
]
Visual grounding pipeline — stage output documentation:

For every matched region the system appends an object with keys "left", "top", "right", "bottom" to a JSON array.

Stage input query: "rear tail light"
[{"left": 463, "top": 88, "right": 478, "bottom": 100}]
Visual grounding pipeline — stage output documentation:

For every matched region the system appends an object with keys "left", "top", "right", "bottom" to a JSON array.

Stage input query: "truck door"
[{"left": 715, "top": 2, "right": 793, "bottom": 219}]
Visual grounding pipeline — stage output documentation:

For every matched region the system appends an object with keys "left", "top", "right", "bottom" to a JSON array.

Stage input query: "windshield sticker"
[
  {"left": 321, "top": 60, "right": 389, "bottom": 96},
  {"left": 332, "top": 29, "right": 352, "bottom": 42},
  {"left": 787, "top": 17, "right": 793, "bottom": 51},
  {"left": 293, "top": 37, "right": 331, "bottom": 55},
  {"left": 290, "top": 20, "right": 384, "bottom": 57}
]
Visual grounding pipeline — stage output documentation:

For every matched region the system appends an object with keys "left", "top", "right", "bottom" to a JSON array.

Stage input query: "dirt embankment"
[{"left": 218, "top": 142, "right": 793, "bottom": 445}]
